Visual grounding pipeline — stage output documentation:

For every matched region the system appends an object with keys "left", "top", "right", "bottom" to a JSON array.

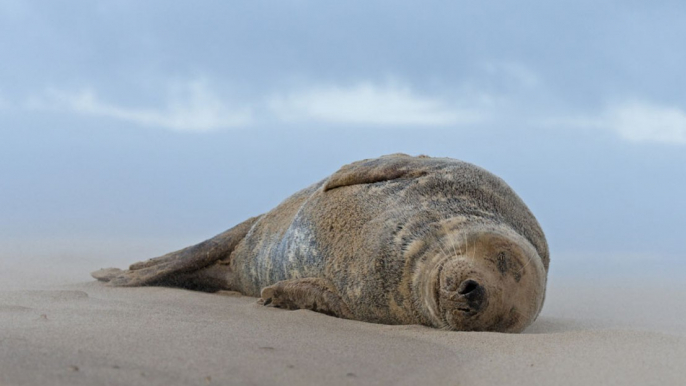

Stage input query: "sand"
[{"left": 1, "top": 247, "right": 685, "bottom": 386}]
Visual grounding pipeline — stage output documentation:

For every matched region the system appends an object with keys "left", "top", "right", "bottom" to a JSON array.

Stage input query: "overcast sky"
[{"left": 1, "top": 1, "right": 685, "bottom": 279}]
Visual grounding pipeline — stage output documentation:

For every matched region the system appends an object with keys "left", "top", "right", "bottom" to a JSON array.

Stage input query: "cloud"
[
  {"left": 604, "top": 101, "right": 686, "bottom": 144},
  {"left": 26, "top": 79, "right": 489, "bottom": 130},
  {"left": 539, "top": 100, "right": 686, "bottom": 145},
  {"left": 267, "top": 82, "right": 485, "bottom": 126},
  {"left": 27, "top": 80, "right": 253, "bottom": 132}
]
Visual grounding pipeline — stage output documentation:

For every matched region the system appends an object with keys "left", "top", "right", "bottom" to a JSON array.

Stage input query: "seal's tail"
[{"left": 90, "top": 215, "right": 262, "bottom": 287}]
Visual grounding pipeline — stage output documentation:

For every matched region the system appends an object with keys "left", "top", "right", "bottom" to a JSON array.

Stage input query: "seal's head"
[{"left": 415, "top": 224, "right": 547, "bottom": 333}]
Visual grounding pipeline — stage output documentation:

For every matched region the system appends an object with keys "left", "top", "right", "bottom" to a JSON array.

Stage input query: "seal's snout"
[
  {"left": 437, "top": 259, "right": 490, "bottom": 319},
  {"left": 455, "top": 279, "right": 485, "bottom": 313}
]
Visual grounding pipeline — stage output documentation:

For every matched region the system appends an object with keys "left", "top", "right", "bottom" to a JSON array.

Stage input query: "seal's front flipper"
[
  {"left": 260, "top": 278, "right": 354, "bottom": 319},
  {"left": 91, "top": 215, "right": 261, "bottom": 287}
]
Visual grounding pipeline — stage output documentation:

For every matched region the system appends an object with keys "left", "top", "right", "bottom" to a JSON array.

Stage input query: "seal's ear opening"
[{"left": 324, "top": 153, "right": 434, "bottom": 191}]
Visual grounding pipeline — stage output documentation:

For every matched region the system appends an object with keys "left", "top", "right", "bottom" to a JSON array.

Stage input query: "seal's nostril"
[
  {"left": 457, "top": 279, "right": 479, "bottom": 295},
  {"left": 455, "top": 279, "right": 486, "bottom": 313}
]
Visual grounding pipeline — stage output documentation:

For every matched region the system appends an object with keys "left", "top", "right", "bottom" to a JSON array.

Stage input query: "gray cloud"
[
  {"left": 267, "top": 81, "right": 486, "bottom": 126},
  {"left": 540, "top": 100, "right": 686, "bottom": 145},
  {"left": 26, "top": 80, "right": 253, "bottom": 131},
  {"left": 605, "top": 101, "right": 686, "bottom": 145}
]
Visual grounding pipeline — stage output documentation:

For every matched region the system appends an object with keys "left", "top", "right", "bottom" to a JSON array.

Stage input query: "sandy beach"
[{"left": 2, "top": 245, "right": 685, "bottom": 386}]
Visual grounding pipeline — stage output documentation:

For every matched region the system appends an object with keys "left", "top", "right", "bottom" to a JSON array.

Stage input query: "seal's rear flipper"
[
  {"left": 90, "top": 215, "right": 261, "bottom": 287},
  {"left": 260, "top": 278, "right": 354, "bottom": 319},
  {"left": 91, "top": 268, "right": 123, "bottom": 282}
]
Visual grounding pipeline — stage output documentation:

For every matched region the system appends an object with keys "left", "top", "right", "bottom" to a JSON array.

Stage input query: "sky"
[{"left": 1, "top": 0, "right": 685, "bottom": 279}]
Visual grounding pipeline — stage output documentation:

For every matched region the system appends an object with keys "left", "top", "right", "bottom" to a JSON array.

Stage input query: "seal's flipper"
[
  {"left": 91, "top": 215, "right": 261, "bottom": 287},
  {"left": 91, "top": 268, "right": 123, "bottom": 282},
  {"left": 324, "top": 153, "right": 438, "bottom": 191},
  {"left": 260, "top": 278, "right": 354, "bottom": 319}
]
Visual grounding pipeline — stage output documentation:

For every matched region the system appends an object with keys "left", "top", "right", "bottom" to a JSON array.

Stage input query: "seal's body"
[{"left": 93, "top": 154, "right": 549, "bottom": 332}]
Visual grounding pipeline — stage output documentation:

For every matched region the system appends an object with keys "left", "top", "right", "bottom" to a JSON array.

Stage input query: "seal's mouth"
[
  {"left": 439, "top": 279, "right": 490, "bottom": 330},
  {"left": 431, "top": 254, "right": 487, "bottom": 329}
]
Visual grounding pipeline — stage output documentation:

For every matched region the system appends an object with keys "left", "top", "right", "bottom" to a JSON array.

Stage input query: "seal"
[{"left": 92, "top": 154, "right": 549, "bottom": 332}]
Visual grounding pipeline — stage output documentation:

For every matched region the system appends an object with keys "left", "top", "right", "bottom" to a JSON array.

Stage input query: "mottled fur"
[{"left": 92, "top": 154, "right": 549, "bottom": 332}]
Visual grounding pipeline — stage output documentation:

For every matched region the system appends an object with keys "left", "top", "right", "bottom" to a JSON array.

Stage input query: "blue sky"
[{"left": 1, "top": 1, "right": 685, "bottom": 278}]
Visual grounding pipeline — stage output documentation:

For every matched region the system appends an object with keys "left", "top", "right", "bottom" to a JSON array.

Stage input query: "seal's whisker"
[
  {"left": 439, "top": 223, "right": 451, "bottom": 257},
  {"left": 463, "top": 232, "right": 469, "bottom": 261},
  {"left": 517, "top": 252, "right": 534, "bottom": 274},
  {"left": 429, "top": 230, "right": 451, "bottom": 260},
  {"left": 472, "top": 235, "right": 479, "bottom": 263},
  {"left": 442, "top": 222, "right": 460, "bottom": 259},
  {"left": 441, "top": 237, "right": 457, "bottom": 260},
  {"left": 436, "top": 237, "right": 451, "bottom": 259},
  {"left": 461, "top": 231, "right": 471, "bottom": 262}
]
